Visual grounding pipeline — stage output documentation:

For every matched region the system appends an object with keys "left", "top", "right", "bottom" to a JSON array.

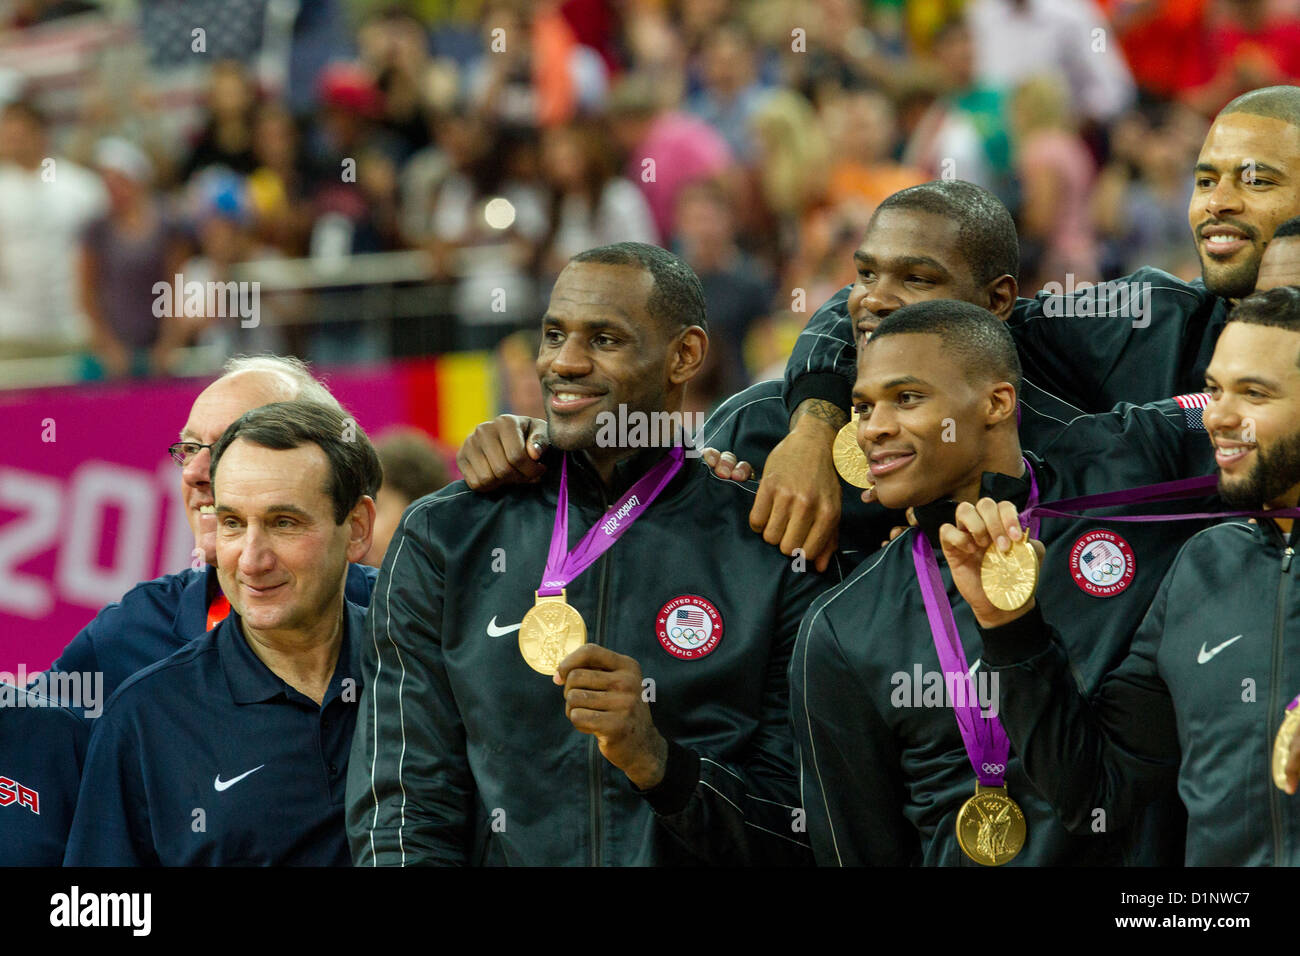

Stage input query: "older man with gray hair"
[
  {"left": 48, "top": 354, "right": 380, "bottom": 706},
  {"left": 65, "top": 400, "right": 380, "bottom": 866}
]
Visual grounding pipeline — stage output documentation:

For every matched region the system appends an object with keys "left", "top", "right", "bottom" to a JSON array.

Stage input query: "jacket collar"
[
  {"left": 543, "top": 442, "right": 693, "bottom": 507},
  {"left": 911, "top": 465, "right": 1033, "bottom": 549},
  {"left": 218, "top": 600, "right": 363, "bottom": 705},
  {"left": 1251, "top": 513, "right": 1299, "bottom": 552}
]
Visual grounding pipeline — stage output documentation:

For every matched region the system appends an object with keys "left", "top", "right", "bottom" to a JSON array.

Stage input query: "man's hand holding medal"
[
  {"left": 939, "top": 497, "right": 1046, "bottom": 629},
  {"left": 555, "top": 644, "right": 669, "bottom": 790}
]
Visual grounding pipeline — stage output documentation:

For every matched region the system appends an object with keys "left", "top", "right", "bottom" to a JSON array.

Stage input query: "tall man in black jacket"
[
  {"left": 759, "top": 85, "right": 1300, "bottom": 572},
  {"left": 940, "top": 285, "right": 1300, "bottom": 865},
  {"left": 347, "top": 243, "right": 830, "bottom": 865}
]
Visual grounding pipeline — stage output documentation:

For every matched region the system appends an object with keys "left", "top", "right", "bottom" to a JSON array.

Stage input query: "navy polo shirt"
[
  {"left": 62, "top": 600, "right": 365, "bottom": 866},
  {"left": 51, "top": 562, "right": 378, "bottom": 707},
  {"left": 0, "top": 683, "right": 89, "bottom": 865}
]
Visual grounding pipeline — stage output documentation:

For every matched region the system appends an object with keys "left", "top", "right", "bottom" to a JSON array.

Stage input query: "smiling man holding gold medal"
[
  {"left": 941, "top": 285, "right": 1300, "bottom": 866},
  {"left": 347, "top": 242, "right": 830, "bottom": 866},
  {"left": 791, "top": 299, "right": 1218, "bottom": 866}
]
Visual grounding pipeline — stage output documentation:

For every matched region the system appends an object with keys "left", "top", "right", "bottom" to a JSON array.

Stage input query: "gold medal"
[
  {"left": 1272, "top": 706, "right": 1300, "bottom": 791},
  {"left": 833, "top": 411, "right": 874, "bottom": 490},
  {"left": 956, "top": 784, "right": 1026, "bottom": 865},
  {"left": 518, "top": 590, "right": 587, "bottom": 675},
  {"left": 980, "top": 538, "right": 1039, "bottom": 612}
]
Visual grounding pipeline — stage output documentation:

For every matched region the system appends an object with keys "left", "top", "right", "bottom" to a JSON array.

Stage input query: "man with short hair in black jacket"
[
  {"left": 791, "top": 299, "right": 1215, "bottom": 865},
  {"left": 347, "top": 242, "right": 830, "bottom": 866},
  {"left": 940, "top": 285, "right": 1300, "bottom": 866}
]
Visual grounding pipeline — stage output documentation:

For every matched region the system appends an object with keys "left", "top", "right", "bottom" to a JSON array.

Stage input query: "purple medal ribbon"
[
  {"left": 913, "top": 459, "right": 1300, "bottom": 787},
  {"left": 913, "top": 534, "right": 1011, "bottom": 787},
  {"left": 538, "top": 445, "right": 685, "bottom": 595},
  {"left": 1026, "top": 472, "right": 1300, "bottom": 524},
  {"left": 909, "top": 458, "right": 1040, "bottom": 788}
]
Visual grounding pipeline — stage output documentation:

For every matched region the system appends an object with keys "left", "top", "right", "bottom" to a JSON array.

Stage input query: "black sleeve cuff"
[
  {"left": 785, "top": 372, "right": 852, "bottom": 421},
  {"left": 977, "top": 603, "right": 1053, "bottom": 666},
  {"left": 635, "top": 738, "right": 700, "bottom": 815}
]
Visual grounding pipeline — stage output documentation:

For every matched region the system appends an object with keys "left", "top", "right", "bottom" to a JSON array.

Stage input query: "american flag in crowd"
[
  {"left": 139, "top": 0, "right": 270, "bottom": 67},
  {"left": 674, "top": 607, "right": 706, "bottom": 628},
  {"left": 1174, "top": 392, "right": 1211, "bottom": 431},
  {"left": 0, "top": 2, "right": 287, "bottom": 154}
]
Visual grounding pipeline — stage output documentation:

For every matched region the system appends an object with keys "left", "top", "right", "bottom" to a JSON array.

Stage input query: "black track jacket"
[
  {"left": 979, "top": 516, "right": 1300, "bottom": 866},
  {"left": 347, "top": 445, "right": 832, "bottom": 865},
  {"left": 792, "top": 399, "right": 1214, "bottom": 865}
]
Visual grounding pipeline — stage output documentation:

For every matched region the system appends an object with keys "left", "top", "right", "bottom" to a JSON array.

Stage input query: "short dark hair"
[
  {"left": 865, "top": 299, "right": 1022, "bottom": 394},
  {"left": 210, "top": 400, "right": 383, "bottom": 525},
  {"left": 1225, "top": 286, "right": 1300, "bottom": 368},
  {"left": 1273, "top": 216, "right": 1300, "bottom": 241},
  {"left": 375, "top": 428, "right": 450, "bottom": 504},
  {"left": 871, "top": 180, "right": 1019, "bottom": 285},
  {"left": 569, "top": 241, "right": 708, "bottom": 333},
  {"left": 1219, "top": 85, "right": 1300, "bottom": 129}
]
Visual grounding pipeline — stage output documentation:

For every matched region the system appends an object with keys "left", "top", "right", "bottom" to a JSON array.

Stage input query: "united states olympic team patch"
[
  {"left": 656, "top": 595, "right": 723, "bottom": 659},
  {"left": 1069, "top": 530, "right": 1136, "bottom": 597}
]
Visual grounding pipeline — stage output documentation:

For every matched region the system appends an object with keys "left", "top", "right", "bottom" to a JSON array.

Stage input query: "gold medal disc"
[
  {"left": 519, "top": 591, "right": 587, "bottom": 675},
  {"left": 1272, "top": 706, "right": 1300, "bottom": 791},
  {"left": 833, "top": 414, "right": 874, "bottom": 490},
  {"left": 980, "top": 538, "right": 1039, "bottom": 612},
  {"left": 956, "top": 784, "right": 1026, "bottom": 865}
]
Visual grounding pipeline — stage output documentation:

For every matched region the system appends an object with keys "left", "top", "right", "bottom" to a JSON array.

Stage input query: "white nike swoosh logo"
[
  {"left": 214, "top": 765, "right": 265, "bottom": 792},
  {"left": 968, "top": 657, "right": 981, "bottom": 678},
  {"left": 1197, "top": 635, "right": 1244, "bottom": 664},
  {"left": 486, "top": 616, "right": 522, "bottom": 637}
]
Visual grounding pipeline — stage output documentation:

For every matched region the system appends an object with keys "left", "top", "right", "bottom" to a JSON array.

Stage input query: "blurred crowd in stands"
[{"left": 1, "top": 0, "right": 1299, "bottom": 418}]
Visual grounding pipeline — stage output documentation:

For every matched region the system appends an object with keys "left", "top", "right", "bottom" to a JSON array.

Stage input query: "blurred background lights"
[{"left": 484, "top": 197, "right": 516, "bottom": 230}]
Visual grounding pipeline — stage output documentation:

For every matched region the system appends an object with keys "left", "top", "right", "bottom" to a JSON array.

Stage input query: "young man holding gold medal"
[
  {"left": 940, "top": 285, "right": 1300, "bottom": 865},
  {"left": 790, "top": 299, "right": 1218, "bottom": 866},
  {"left": 347, "top": 242, "right": 830, "bottom": 866}
]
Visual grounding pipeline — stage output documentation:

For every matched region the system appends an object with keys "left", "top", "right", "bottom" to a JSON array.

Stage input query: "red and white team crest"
[
  {"left": 656, "top": 595, "right": 724, "bottom": 659},
  {"left": 1069, "top": 530, "right": 1136, "bottom": 597}
]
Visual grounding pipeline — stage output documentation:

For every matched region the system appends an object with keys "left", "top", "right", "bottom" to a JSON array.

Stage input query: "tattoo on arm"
[{"left": 790, "top": 399, "right": 849, "bottom": 432}]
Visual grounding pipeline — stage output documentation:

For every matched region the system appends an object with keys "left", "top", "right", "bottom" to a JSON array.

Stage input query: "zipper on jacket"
[
  {"left": 588, "top": 483, "right": 612, "bottom": 868},
  {"left": 1269, "top": 542, "right": 1293, "bottom": 865}
]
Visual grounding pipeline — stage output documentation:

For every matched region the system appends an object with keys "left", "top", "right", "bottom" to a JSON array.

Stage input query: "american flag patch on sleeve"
[{"left": 1172, "top": 392, "right": 1211, "bottom": 431}]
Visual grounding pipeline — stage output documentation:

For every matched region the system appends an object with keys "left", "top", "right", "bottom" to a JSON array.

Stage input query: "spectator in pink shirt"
[
  {"left": 1012, "top": 74, "right": 1100, "bottom": 288},
  {"left": 608, "top": 74, "right": 734, "bottom": 242}
]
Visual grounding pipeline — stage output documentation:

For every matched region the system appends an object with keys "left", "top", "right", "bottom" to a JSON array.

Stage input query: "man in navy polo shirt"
[
  {"left": 49, "top": 355, "right": 378, "bottom": 706},
  {"left": 64, "top": 400, "right": 381, "bottom": 865},
  {"left": 1, "top": 683, "right": 88, "bottom": 865}
]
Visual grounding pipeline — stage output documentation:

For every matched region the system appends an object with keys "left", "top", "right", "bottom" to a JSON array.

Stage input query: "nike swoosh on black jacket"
[
  {"left": 977, "top": 517, "right": 1300, "bottom": 866},
  {"left": 347, "top": 446, "right": 833, "bottom": 866}
]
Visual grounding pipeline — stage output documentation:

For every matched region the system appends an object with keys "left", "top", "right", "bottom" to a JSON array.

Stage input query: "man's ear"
[
  {"left": 986, "top": 382, "right": 1018, "bottom": 427},
  {"left": 984, "top": 275, "right": 1019, "bottom": 321},
  {"left": 345, "top": 495, "right": 377, "bottom": 564},
  {"left": 669, "top": 326, "right": 708, "bottom": 386}
]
